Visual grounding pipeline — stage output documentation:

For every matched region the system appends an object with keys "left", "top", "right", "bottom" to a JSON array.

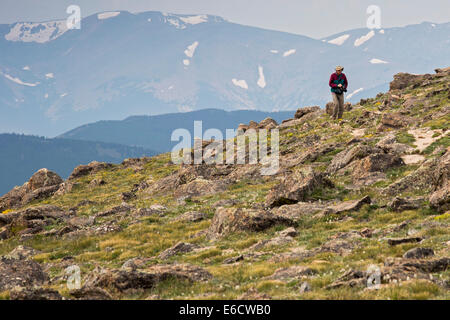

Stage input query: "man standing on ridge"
[{"left": 329, "top": 66, "right": 348, "bottom": 121}]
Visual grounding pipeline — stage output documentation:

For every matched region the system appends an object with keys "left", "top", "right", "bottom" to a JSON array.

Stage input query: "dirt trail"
[{"left": 408, "top": 128, "right": 443, "bottom": 152}]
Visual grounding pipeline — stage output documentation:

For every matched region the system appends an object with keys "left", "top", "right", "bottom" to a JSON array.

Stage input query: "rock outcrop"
[
  {"left": 83, "top": 264, "right": 212, "bottom": 292},
  {"left": 295, "top": 106, "right": 320, "bottom": 119},
  {"left": 0, "top": 257, "right": 49, "bottom": 291},
  {"left": 429, "top": 149, "right": 450, "bottom": 212},
  {"left": 69, "top": 161, "right": 113, "bottom": 180},
  {"left": 266, "top": 170, "right": 332, "bottom": 208},
  {"left": 0, "top": 205, "right": 68, "bottom": 240},
  {"left": 0, "top": 169, "right": 63, "bottom": 212},
  {"left": 207, "top": 207, "right": 295, "bottom": 240}
]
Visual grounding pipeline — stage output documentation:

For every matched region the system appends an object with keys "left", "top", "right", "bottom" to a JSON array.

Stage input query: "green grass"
[
  {"left": 396, "top": 131, "right": 416, "bottom": 147},
  {"left": 1, "top": 74, "right": 449, "bottom": 300},
  {"left": 423, "top": 134, "right": 450, "bottom": 155}
]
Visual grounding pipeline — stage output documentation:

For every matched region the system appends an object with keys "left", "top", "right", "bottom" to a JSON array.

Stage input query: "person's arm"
[
  {"left": 343, "top": 74, "right": 348, "bottom": 89},
  {"left": 329, "top": 74, "right": 337, "bottom": 88}
]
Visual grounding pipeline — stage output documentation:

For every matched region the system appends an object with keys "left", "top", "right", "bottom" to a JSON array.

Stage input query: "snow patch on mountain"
[
  {"left": 379, "top": 29, "right": 385, "bottom": 34},
  {"left": 167, "top": 17, "right": 186, "bottom": 29},
  {"left": 257, "top": 66, "right": 266, "bottom": 88},
  {"left": 183, "top": 59, "right": 190, "bottom": 66},
  {"left": 179, "top": 15, "right": 208, "bottom": 25},
  {"left": 3, "top": 72, "right": 40, "bottom": 87},
  {"left": 23, "top": 66, "right": 30, "bottom": 71},
  {"left": 354, "top": 30, "right": 375, "bottom": 47},
  {"left": 270, "top": 50, "right": 278, "bottom": 54},
  {"left": 45, "top": 73, "right": 54, "bottom": 79},
  {"left": 328, "top": 34, "right": 350, "bottom": 45},
  {"left": 184, "top": 41, "right": 199, "bottom": 58},
  {"left": 5, "top": 21, "right": 68, "bottom": 43},
  {"left": 370, "top": 58, "right": 388, "bottom": 64},
  {"left": 232, "top": 78, "right": 248, "bottom": 89},
  {"left": 346, "top": 88, "right": 363, "bottom": 99},
  {"left": 283, "top": 49, "right": 296, "bottom": 57},
  {"left": 98, "top": 12, "right": 121, "bottom": 20}
]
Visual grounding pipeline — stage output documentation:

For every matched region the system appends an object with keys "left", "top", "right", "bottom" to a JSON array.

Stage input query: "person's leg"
[
  {"left": 331, "top": 93, "right": 339, "bottom": 120},
  {"left": 338, "top": 94, "right": 344, "bottom": 119}
]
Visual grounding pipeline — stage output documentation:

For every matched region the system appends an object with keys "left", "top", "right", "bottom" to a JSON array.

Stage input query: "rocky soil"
[{"left": 0, "top": 67, "right": 449, "bottom": 300}]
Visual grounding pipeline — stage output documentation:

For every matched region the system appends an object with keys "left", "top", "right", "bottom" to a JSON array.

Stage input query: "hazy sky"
[{"left": 1, "top": 0, "right": 449, "bottom": 38}]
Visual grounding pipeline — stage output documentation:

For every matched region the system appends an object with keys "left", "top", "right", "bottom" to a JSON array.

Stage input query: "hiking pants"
[{"left": 332, "top": 92, "right": 344, "bottom": 120}]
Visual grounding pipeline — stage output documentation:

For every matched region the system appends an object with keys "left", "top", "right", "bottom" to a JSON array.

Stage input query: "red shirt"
[{"left": 329, "top": 72, "right": 348, "bottom": 89}]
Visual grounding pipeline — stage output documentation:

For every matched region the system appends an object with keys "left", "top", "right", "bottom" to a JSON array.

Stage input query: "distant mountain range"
[
  {"left": 0, "top": 134, "right": 155, "bottom": 195},
  {"left": 1, "top": 10, "right": 449, "bottom": 136},
  {"left": 59, "top": 108, "right": 294, "bottom": 152}
]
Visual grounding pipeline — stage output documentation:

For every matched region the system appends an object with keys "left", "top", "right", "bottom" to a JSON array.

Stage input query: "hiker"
[{"left": 329, "top": 66, "right": 348, "bottom": 120}]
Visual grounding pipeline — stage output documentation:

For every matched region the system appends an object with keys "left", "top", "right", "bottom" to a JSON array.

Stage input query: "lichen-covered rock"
[
  {"left": 257, "top": 117, "right": 278, "bottom": 129},
  {"left": 319, "top": 239, "right": 358, "bottom": 256},
  {"left": 429, "top": 149, "right": 450, "bottom": 212},
  {"left": 322, "top": 196, "right": 371, "bottom": 215},
  {"left": 174, "top": 178, "right": 229, "bottom": 198},
  {"left": 429, "top": 185, "right": 450, "bottom": 212},
  {"left": 294, "top": 106, "right": 320, "bottom": 119},
  {"left": 344, "top": 102, "right": 352, "bottom": 111},
  {"left": 326, "top": 144, "right": 382, "bottom": 175},
  {"left": 0, "top": 168, "right": 63, "bottom": 212},
  {"left": 70, "top": 286, "right": 113, "bottom": 300},
  {"left": 0, "top": 205, "right": 68, "bottom": 240},
  {"left": 383, "top": 157, "right": 438, "bottom": 196},
  {"left": 28, "top": 168, "right": 63, "bottom": 191},
  {"left": 271, "top": 202, "right": 327, "bottom": 219},
  {"left": 403, "top": 248, "right": 435, "bottom": 259},
  {"left": 158, "top": 242, "right": 198, "bottom": 260},
  {"left": 387, "top": 237, "right": 423, "bottom": 246},
  {"left": 325, "top": 102, "right": 334, "bottom": 116},
  {"left": 238, "top": 288, "right": 272, "bottom": 300},
  {"left": 378, "top": 112, "right": 414, "bottom": 130},
  {"left": 174, "top": 211, "right": 207, "bottom": 222},
  {"left": 10, "top": 287, "right": 62, "bottom": 300},
  {"left": 389, "top": 197, "right": 424, "bottom": 212},
  {"left": 375, "top": 133, "right": 414, "bottom": 155},
  {"left": 389, "top": 72, "right": 432, "bottom": 91},
  {"left": 207, "top": 207, "right": 295, "bottom": 240},
  {"left": 4, "top": 245, "right": 39, "bottom": 260},
  {"left": 69, "top": 161, "right": 113, "bottom": 180},
  {"left": 279, "top": 109, "right": 324, "bottom": 128},
  {"left": 326, "top": 269, "right": 366, "bottom": 289},
  {"left": 265, "top": 266, "right": 316, "bottom": 281},
  {"left": 352, "top": 153, "right": 404, "bottom": 180},
  {"left": 0, "top": 257, "right": 49, "bottom": 291},
  {"left": 83, "top": 264, "right": 212, "bottom": 292},
  {"left": 266, "top": 170, "right": 332, "bottom": 208},
  {"left": 95, "top": 203, "right": 134, "bottom": 218}
]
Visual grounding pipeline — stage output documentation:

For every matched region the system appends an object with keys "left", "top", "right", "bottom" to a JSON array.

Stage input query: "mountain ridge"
[{"left": 58, "top": 108, "right": 294, "bottom": 151}]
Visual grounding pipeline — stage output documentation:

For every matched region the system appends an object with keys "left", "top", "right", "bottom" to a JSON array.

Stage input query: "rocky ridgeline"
[{"left": 0, "top": 67, "right": 449, "bottom": 299}]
